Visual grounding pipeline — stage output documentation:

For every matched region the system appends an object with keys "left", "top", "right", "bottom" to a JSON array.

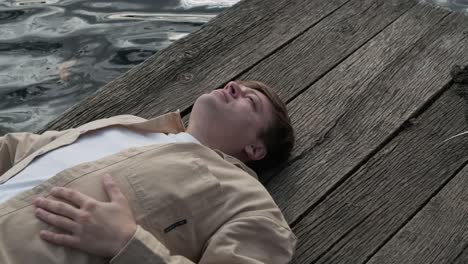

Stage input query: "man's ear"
[{"left": 244, "top": 143, "right": 267, "bottom": 161}]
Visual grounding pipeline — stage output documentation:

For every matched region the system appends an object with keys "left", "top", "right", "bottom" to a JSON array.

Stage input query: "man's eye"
[{"left": 248, "top": 97, "right": 257, "bottom": 110}]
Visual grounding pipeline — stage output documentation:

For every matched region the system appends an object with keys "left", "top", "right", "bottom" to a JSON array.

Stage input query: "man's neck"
[{"left": 186, "top": 125, "right": 210, "bottom": 148}]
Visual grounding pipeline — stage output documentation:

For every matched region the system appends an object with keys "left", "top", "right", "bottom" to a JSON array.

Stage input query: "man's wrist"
[
  {"left": 110, "top": 223, "right": 138, "bottom": 257},
  {"left": 111, "top": 225, "right": 173, "bottom": 264}
]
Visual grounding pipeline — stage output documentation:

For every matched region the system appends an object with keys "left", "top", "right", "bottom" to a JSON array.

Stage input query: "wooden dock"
[{"left": 41, "top": 0, "right": 468, "bottom": 263}]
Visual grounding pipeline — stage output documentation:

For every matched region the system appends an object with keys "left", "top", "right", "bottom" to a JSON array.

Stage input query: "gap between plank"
[
  {"left": 182, "top": 0, "right": 418, "bottom": 186},
  {"left": 259, "top": 0, "right": 426, "bottom": 183},
  {"left": 451, "top": 242, "right": 468, "bottom": 263},
  {"left": 285, "top": 1, "right": 418, "bottom": 105},
  {"left": 362, "top": 154, "right": 468, "bottom": 264},
  {"left": 289, "top": 71, "right": 455, "bottom": 229}
]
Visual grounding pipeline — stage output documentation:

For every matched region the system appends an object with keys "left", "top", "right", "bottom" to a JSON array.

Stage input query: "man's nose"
[{"left": 226, "top": 81, "right": 241, "bottom": 99}]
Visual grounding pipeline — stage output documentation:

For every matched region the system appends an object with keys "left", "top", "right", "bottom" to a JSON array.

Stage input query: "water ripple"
[
  {"left": 0, "top": 9, "right": 26, "bottom": 23},
  {"left": 422, "top": 0, "right": 468, "bottom": 13},
  {"left": 0, "top": 0, "right": 237, "bottom": 134}
]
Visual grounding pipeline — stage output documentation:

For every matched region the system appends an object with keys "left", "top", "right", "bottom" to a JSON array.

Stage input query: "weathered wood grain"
[
  {"left": 235, "top": 0, "right": 416, "bottom": 183},
  {"left": 290, "top": 73, "right": 468, "bottom": 264},
  {"left": 366, "top": 159, "right": 468, "bottom": 263},
  {"left": 41, "top": 0, "right": 351, "bottom": 131},
  {"left": 238, "top": 0, "right": 416, "bottom": 101},
  {"left": 363, "top": 68, "right": 468, "bottom": 264},
  {"left": 164, "top": 0, "right": 418, "bottom": 187},
  {"left": 452, "top": 245, "right": 468, "bottom": 264},
  {"left": 266, "top": 4, "right": 468, "bottom": 224},
  {"left": 180, "top": 0, "right": 416, "bottom": 126}
]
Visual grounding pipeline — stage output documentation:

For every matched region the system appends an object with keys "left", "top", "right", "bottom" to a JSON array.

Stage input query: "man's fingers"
[
  {"left": 39, "top": 230, "right": 80, "bottom": 248},
  {"left": 34, "top": 197, "right": 80, "bottom": 220},
  {"left": 102, "top": 174, "right": 126, "bottom": 204},
  {"left": 50, "top": 187, "right": 88, "bottom": 208},
  {"left": 35, "top": 208, "right": 80, "bottom": 233}
]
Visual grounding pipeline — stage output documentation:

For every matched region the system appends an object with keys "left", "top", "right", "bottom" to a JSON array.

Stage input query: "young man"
[{"left": 0, "top": 80, "right": 296, "bottom": 263}]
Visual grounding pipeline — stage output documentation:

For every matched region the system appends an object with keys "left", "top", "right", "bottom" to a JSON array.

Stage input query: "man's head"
[{"left": 187, "top": 80, "right": 294, "bottom": 172}]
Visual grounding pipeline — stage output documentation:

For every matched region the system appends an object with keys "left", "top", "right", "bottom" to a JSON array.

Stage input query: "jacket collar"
[
  {"left": 78, "top": 111, "right": 186, "bottom": 135},
  {"left": 214, "top": 150, "right": 258, "bottom": 179},
  {"left": 0, "top": 112, "right": 185, "bottom": 184}
]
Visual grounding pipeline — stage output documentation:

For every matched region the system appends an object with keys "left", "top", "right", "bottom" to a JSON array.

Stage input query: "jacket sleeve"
[
  {"left": 110, "top": 216, "right": 297, "bottom": 264},
  {"left": 0, "top": 130, "right": 69, "bottom": 175}
]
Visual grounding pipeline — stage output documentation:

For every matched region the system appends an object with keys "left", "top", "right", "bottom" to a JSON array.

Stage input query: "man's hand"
[{"left": 33, "top": 174, "right": 137, "bottom": 258}]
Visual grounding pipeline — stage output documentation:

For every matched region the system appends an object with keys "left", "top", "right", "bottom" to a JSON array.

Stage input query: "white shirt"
[{"left": 0, "top": 127, "right": 200, "bottom": 203}]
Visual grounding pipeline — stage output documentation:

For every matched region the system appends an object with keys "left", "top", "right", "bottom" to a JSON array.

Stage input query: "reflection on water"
[
  {"left": 423, "top": 0, "right": 468, "bottom": 13},
  {"left": 0, "top": 0, "right": 239, "bottom": 134}
]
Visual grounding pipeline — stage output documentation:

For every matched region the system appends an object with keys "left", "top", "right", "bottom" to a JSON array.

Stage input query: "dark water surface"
[
  {"left": 423, "top": 0, "right": 468, "bottom": 12},
  {"left": 0, "top": 0, "right": 466, "bottom": 134},
  {"left": 0, "top": 0, "right": 238, "bottom": 134}
]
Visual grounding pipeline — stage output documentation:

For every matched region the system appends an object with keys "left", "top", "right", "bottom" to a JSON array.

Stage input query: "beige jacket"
[{"left": 0, "top": 112, "right": 296, "bottom": 264}]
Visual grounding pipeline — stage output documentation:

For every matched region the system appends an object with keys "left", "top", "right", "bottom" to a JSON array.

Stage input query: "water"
[
  {"left": 0, "top": 0, "right": 466, "bottom": 134},
  {"left": 423, "top": 0, "right": 468, "bottom": 13},
  {"left": 0, "top": 0, "right": 239, "bottom": 134}
]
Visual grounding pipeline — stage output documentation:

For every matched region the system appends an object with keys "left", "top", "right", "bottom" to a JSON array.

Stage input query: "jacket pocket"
[{"left": 125, "top": 150, "right": 222, "bottom": 236}]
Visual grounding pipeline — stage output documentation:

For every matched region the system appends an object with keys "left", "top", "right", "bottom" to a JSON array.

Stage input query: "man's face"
[{"left": 190, "top": 81, "right": 274, "bottom": 160}]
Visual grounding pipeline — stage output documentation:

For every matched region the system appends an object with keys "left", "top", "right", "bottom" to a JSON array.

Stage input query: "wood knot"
[
  {"left": 337, "top": 23, "right": 354, "bottom": 34},
  {"left": 175, "top": 49, "right": 197, "bottom": 60},
  {"left": 178, "top": 73, "right": 193, "bottom": 83},
  {"left": 184, "top": 50, "right": 197, "bottom": 58}
]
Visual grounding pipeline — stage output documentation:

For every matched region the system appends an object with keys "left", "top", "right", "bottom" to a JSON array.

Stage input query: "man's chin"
[
  {"left": 192, "top": 95, "right": 223, "bottom": 119},
  {"left": 198, "top": 93, "right": 225, "bottom": 107}
]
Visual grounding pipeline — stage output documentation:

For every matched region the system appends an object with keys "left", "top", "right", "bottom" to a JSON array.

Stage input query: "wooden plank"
[
  {"left": 452, "top": 245, "right": 468, "bottom": 264},
  {"left": 290, "top": 67, "right": 468, "bottom": 264},
  {"left": 182, "top": 0, "right": 416, "bottom": 115},
  {"left": 235, "top": 0, "right": 416, "bottom": 183},
  {"left": 238, "top": 0, "right": 416, "bottom": 101},
  {"left": 288, "top": 36, "right": 468, "bottom": 264},
  {"left": 366, "top": 161, "right": 468, "bottom": 263},
  {"left": 178, "top": 0, "right": 417, "bottom": 186},
  {"left": 265, "top": 4, "right": 468, "bottom": 223},
  {"left": 42, "top": 0, "right": 351, "bottom": 131}
]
